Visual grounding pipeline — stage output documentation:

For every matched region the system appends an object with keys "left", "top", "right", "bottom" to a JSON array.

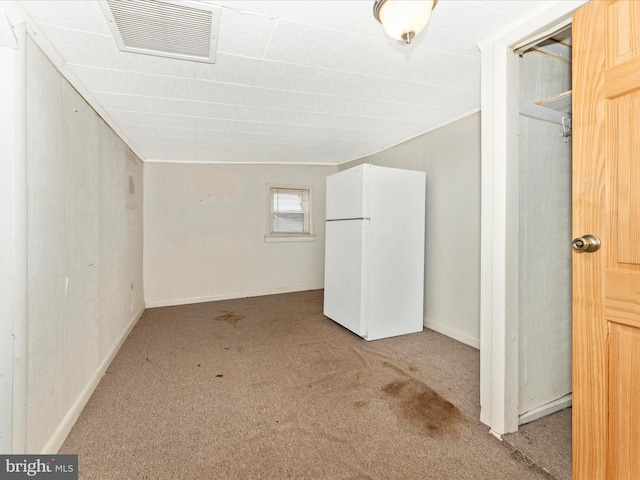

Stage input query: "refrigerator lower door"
[{"left": 323, "top": 219, "right": 368, "bottom": 338}]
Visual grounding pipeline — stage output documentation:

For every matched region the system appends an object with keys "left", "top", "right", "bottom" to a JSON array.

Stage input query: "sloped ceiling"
[{"left": 17, "top": 0, "right": 546, "bottom": 165}]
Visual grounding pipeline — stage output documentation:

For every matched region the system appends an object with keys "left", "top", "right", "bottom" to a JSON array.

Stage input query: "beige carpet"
[
  {"left": 60, "top": 290, "right": 560, "bottom": 479},
  {"left": 503, "top": 408, "right": 572, "bottom": 480}
]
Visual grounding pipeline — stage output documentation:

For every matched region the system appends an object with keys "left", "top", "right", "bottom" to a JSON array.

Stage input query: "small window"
[{"left": 266, "top": 184, "right": 315, "bottom": 242}]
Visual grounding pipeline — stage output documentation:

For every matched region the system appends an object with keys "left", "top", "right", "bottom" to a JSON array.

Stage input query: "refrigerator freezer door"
[
  {"left": 323, "top": 219, "right": 368, "bottom": 337},
  {"left": 325, "top": 165, "right": 370, "bottom": 220}
]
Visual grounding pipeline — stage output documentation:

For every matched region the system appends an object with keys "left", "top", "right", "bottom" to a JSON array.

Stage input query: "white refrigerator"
[{"left": 323, "top": 164, "right": 426, "bottom": 341}]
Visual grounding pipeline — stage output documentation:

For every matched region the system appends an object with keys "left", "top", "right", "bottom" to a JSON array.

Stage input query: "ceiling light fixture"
[{"left": 373, "top": 0, "right": 438, "bottom": 45}]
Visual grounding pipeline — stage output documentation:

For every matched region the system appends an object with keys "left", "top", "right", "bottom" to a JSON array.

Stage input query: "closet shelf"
[{"left": 535, "top": 90, "right": 572, "bottom": 114}]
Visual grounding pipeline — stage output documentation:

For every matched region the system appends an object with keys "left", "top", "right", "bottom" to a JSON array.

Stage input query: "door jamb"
[{"left": 0, "top": 6, "right": 27, "bottom": 453}]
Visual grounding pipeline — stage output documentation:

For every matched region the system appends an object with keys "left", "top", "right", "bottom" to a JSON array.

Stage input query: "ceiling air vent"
[{"left": 100, "top": 0, "right": 221, "bottom": 63}]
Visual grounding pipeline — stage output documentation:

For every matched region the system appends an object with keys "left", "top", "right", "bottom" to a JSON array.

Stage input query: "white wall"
[
  {"left": 518, "top": 49, "right": 572, "bottom": 418},
  {"left": 26, "top": 38, "right": 144, "bottom": 453},
  {"left": 144, "top": 162, "right": 337, "bottom": 307},
  {"left": 341, "top": 113, "right": 481, "bottom": 348}
]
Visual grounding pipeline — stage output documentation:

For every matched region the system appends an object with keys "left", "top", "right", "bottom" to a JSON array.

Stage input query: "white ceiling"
[{"left": 17, "top": 0, "right": 546, "bottom": 165}]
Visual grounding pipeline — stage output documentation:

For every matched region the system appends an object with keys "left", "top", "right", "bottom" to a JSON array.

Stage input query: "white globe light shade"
[{"left": 374, "top": 0, "right": 437, "bottom": 44}]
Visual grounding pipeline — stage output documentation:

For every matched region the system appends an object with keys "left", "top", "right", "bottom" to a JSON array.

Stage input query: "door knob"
[{"left": 572, "top": 234, "right": 601, "bottom": 253}]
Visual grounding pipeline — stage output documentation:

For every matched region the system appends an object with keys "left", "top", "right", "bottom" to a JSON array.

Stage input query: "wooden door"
[{"left": 573, "top": 1, "right": 640, "bottom": 478}]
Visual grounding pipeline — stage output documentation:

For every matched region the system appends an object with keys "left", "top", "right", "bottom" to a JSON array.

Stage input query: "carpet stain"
[
  {"left": 382, "top": 380, "right": 406, "bottom": 396},
  {"left": 382, "top": 379, "right": 461, "bottom": 436},
  {"left": 215, "top": 311, "right": 245, "bottom": 328},
  {"left": 353, "top": 400, "right": 369, "bottom": 408}
]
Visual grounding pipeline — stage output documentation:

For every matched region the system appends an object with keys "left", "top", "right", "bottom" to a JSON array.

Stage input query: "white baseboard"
[
  {"left": 424, "top": 320, "right": 480, "bottom": 349},
  {"left": 145, "top": 285, "right": 323, "bottom": 308},
  {"left": 518, "top": 393, "right": 572, "bottom": 426},
  {"left": 42, "top": 306, "right": 145, "bottom": 454}
]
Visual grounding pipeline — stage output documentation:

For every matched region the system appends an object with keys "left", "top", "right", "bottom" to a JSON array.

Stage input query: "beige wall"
[
  {"left": 144, "top": 163, "right": 337, "bottom": 307},
  {"left": 342, "top": 113, "right": 481, "bottom": 347},
  {"left": 26, "top": 39, "right": 144, "bottom": 453}
]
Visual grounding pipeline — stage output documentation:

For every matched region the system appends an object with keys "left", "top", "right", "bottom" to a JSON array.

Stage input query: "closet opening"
[{"left": 514, "top": 26, "right": 573, "bottom": 427}]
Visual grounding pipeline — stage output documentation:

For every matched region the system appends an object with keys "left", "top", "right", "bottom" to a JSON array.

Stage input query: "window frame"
[{"left": 265, "top": 184, "right": 315, "bottom": 242}]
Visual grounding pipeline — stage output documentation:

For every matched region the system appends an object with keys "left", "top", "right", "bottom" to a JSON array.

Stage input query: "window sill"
[{"left": 264, "top": 234, "right": 316, "bottom": 243}]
